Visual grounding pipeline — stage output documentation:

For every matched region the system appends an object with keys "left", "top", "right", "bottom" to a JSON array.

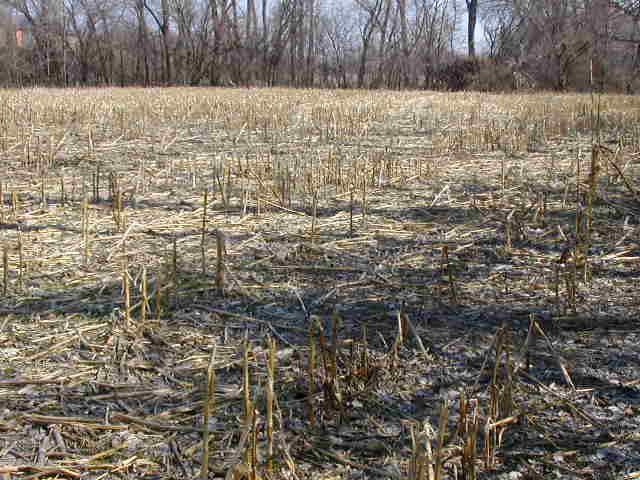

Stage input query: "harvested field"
[{"left": 0, "top": 87, "right": 639, "bottom": 479}]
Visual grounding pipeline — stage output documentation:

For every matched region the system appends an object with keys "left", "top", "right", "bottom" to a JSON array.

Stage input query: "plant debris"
[{"left": 0, "top": 87, "right": 638, "bottom": 479}]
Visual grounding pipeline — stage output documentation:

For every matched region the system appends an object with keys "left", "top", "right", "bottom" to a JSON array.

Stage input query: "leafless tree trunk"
[
  {"left": 306, "top": 0, "right": 316, "bottom": 85},
  {"left": 466, "top": 0, "right": 478, "bottom": 57},
  {"left": 355, "top": 0, "right": 383, "bottom": 88},
  {"left": 265, "top": 0, "right": 295, "bottom": 85},
  {"left": 133, "top": 0, "right": 150, "bottom": 85},
  {"left": 288, "top": 0, "right": 300, "bottom": 85},
  {"left": 172, "top": 0, "right": 212, "bottom": 85},
  {"left": 143, "top": 0, "right": 172, "bottom": 83},
  {"left": 261, "top": 0, "right": 268, "bottom": 83},
  {"left": 209, "top": 0, "right": 222, "bottom": 85}
]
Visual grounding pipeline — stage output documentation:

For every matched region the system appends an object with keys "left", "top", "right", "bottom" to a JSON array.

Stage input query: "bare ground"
[{"left": 0, "top": 88, "right": 639, "bottom": 479}]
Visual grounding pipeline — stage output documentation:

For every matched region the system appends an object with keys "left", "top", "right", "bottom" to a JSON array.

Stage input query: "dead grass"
[{"left": 0, "top": 87, "right": 639, "bottom": 479}]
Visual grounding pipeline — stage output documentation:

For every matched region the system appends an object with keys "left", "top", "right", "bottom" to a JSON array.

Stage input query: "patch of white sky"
[{"left": 234, "top": 0, "right": 486, "bottom": 54}]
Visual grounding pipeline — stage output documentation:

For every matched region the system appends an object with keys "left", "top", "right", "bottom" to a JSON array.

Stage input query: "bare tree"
[
  {"left": 465, "top": 0, "right": 477, "bottom": 57},
  {"left": 368, "top": 0, "right": 392, "bottom": 87},
  {"left": 1, "top": 0, "right": 640, "bottom": 90},
  {"left": 305, "top": 0, "right": 316, "bottom": 85},
  {"left": 3, "top": 0, "right": 65, "bottom": 83},
  {"left": 354, "top": 0, "right": 384, "bottom": 87},
  {"left": 263, "top": 0, "right": 296, "bottom": 85},
  {"left": 319, "top": 0, "right": 356, "bottom": 87},
  {"left": 171, "top": 0, "right": 212, "bottom": 85},
  {"left": 141, "top": 0, "right": 171, "bottom": 83}
]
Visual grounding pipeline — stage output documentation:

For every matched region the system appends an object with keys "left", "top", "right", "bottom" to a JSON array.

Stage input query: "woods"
[{"left": 0, "top": 1, "right": 639, "bottom": 90}]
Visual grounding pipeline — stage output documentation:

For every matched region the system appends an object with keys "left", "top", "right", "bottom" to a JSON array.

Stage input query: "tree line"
[{"left": 0, "top": 0, "right": 639, "bottom": 92}]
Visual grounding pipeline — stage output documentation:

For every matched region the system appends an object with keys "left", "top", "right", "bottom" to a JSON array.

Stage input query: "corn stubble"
[{"left": 0, "top": 87, "right": 637, "bottom": 478}]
